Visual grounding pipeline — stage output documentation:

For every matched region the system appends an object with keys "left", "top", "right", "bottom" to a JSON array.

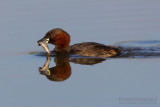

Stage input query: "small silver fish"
[{"left": 37, "top": 39, "right": 50, "bottom": 54}]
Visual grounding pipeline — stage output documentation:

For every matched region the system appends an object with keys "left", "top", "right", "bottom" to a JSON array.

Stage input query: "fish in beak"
[{"left": 37, "top": 38, "right": 50, "bottom": 54}]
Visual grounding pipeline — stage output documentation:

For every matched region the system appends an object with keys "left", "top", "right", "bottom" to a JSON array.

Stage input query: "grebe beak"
[{"left": 37, "top": 38, "right": 49, "bottom": 46}]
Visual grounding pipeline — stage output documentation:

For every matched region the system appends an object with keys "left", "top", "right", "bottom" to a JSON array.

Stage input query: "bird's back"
[{"left": 69, "top": 42, "right": 121, "bottom": 57}]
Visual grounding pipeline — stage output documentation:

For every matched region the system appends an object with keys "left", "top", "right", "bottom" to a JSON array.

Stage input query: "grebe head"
[{"left": 37, "top": 28, "right": 70, "bottom": 53}]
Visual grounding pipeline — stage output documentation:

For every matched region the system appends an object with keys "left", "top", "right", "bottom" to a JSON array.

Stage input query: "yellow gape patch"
[
  {"left": 46, "top": 69, "right": 50, "bottom": 75},
  {"left": 46, "top": 38, "right": 49, "bottom": 43}
]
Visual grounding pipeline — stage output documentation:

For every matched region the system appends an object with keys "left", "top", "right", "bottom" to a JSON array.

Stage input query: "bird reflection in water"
[
  {"left": 39, "top": 55, "right": 106, "bottom": 82},
  {"left": 39, "top": 56, "right": 71, "bottom": 81}
]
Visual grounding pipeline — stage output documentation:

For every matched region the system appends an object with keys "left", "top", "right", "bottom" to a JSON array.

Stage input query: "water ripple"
[{"left": 115, "top": 40, "right": 160, "bottom": 58}]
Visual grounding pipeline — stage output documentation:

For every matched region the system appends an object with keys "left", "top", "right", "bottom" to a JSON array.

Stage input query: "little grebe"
[{"left": 37, "top": 28, "right": 121, "bottom": 57}]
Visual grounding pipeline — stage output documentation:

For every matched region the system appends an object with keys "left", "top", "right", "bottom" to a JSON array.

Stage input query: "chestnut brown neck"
[{"left": 53, "top": 30, "right": 70, "bottom": 54}]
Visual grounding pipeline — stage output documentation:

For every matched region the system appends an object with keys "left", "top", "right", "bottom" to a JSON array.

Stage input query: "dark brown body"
[{"left": 69, "top": 42, "right": 121, "bottom": 57}]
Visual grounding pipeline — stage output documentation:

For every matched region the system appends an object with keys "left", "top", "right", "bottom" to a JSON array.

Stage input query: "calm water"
[{"left": 1, "top": 0, "right": 160, "bottom": 107}]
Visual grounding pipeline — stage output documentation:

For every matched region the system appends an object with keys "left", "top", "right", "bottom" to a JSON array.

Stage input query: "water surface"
[{"left": 1, "top": 0, "right": 160, "bottom": 107}]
